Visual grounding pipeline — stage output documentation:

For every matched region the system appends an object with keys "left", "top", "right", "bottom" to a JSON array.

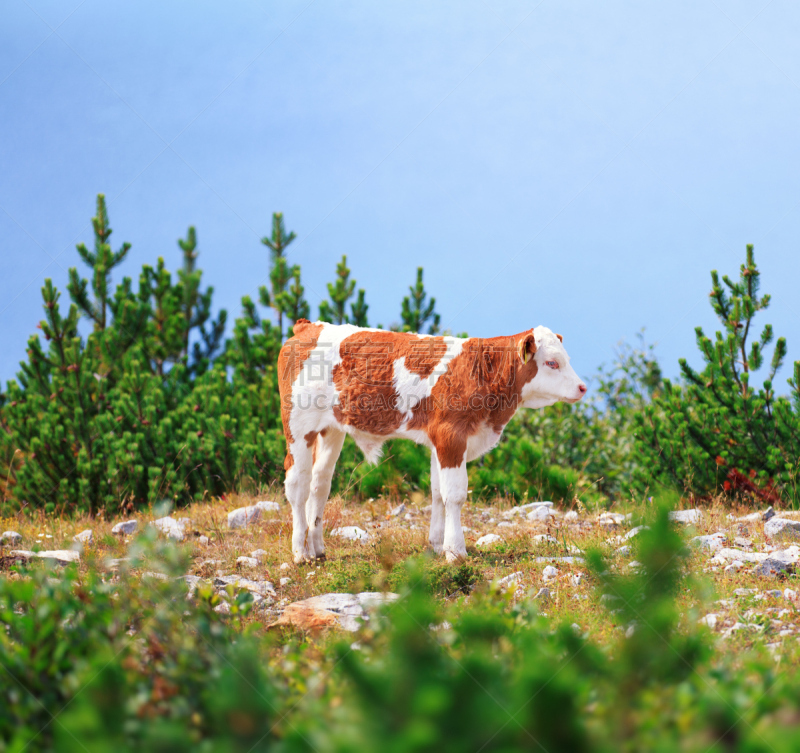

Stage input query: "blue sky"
[{"left": 2, "top": 1, "right": 800, "bottom": 389}]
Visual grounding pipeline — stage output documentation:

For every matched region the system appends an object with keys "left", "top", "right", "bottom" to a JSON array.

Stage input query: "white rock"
[
  {"left": 503, "top": 501, "right": 553, "bottom": 518},
  {"left": 198, "top": 535, "right": 210, "bottom": 546},
  {"left": 391, "top": 503, "right": 406, "bottom": 517},
  {"left": 227, "top": 505, "right": 262, "bottom": 530},
  {"left": 0, "top": 531, "right": 22, "bottom": 545},
  {"left": 527, "top": 507, "right": 554, "bottom": 522},
  {"left": 251, "top": 549, "right": 268, "bottom": 563},
  {"left": 214, "top": 602, "right": 231, "bottom": 615},
  {"left": 699, "top": 613, "right": 718, "bottom": 629},
  {"left": 542, "top": 565, "right": 558, "bottom": 581},
  {"left": 598, "top": 512, "right": 626, "bottom": 525},
  {"left": 724, "top": 561, "right": 745, "bottom": 572},
  {"left": 714, "top": 548, "right": 768, "bottom": 563},
  {"left": 533, "top": 587, "right": 550, "bottom": 600},
  {"left": 571, "top": 573, "right": 583, "bottom": 586},
  {"left": 280, "top": 577, "right": 291, "bottom": 586},
  {"left": 111, "top": 520, "right": 137, "bottom": 536},
  {"left": 13, "top": 549, "right": 80, "bottom": 566},
  {"left": 331, "top": 526, "right": 370, "bottom": 542},
  {"left": 237, "top": 556, "right": 259, "bottom": 568},
  {"left": 564, "top": 510, "right": 579, "bottom": 521},
  {"left": 73, "top": 529, "right": 93, "bottom": 545},
  {"left": 624, "top": 525, "right": 649, "bottom": 541},
  {"left": 535, "top": 556, "right": 584, "bottom": 564},
  {"left": 628, "top": 560, "right": 643, "bottom": 570},
  {"left": 616, "top": 545, "right": 632, "bottom": 556},
  {"left": 496, "top": 571, "right": 523, "bottom": 589},
  {"left": 497, "top": 521, "right": 513, "bottom": 529},
  {"left": 669, "top": 509, "right": 703, "bottom": 524},
  {"left": 765, "top": 518, "right": 800, "bottom": 541},
  {"left": 476, "top": 533, "right": 503, "bottom": 548},
  {"left": 283, "top": 592, "right": 399, "bottom": 632},
  {"left": 533, "top": 534, "right": 557, "bottom": 544},
  {"left": 152, "top": 516, "right": 186, "bottom": 541},
  {"left": 691, "top": 533, "right": 726, "bottom": 551},
  {"left": 280, "top": 562, "right": 290, "bottom": 570}
]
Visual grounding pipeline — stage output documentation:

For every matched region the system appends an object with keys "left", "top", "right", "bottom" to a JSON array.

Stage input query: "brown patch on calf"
[
  {"left": 278, "top": 321, "right": 325, "bottom": 470},
  {"left": 409, "top": 331, "right": 539, "bottom": 468},
  {"left": 556, "top": 333, "right": 563, "bottom": 343},
  {"left": 332, "top": 331, "right": 447, "bottom": 435}
]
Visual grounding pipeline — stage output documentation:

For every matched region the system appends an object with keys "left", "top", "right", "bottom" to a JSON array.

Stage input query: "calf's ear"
[
  {"left": 556, "top": 333, "right": 563, "bottom": 343},
  {"left": 517, "top": 332, "right": 537, "bottom": 364}
]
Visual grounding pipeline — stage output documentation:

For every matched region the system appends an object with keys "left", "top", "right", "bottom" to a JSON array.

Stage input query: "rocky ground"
[{"left": 3, "top": 494, "right": 800, "bottom": 660}]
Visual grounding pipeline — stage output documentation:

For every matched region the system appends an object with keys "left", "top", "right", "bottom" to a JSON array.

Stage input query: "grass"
[{"left": 2, "top": 491, "right": 800, "bottom": 666}]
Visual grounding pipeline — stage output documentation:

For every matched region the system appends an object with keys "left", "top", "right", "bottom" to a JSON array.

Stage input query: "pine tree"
[
  {"left": 261, "top": 212, "right": 297, "bottom": 339},
  {"left": 401, "top": 267, "right": 440, "bottom": 334},
  {"left": 634, "top": 245, "right": 800, "bottom": 502},
  {"left": 351, "top": 289, "right": 369, "bottom": 327},
  {"left": 67, "top": 194, "right": 131, "bottom": 332},
  {"left": 319, "top": 255, "right": 357, "bottom": 324},
  {"left": 275, "top": 267, "right": 310, "bottom": 329}
]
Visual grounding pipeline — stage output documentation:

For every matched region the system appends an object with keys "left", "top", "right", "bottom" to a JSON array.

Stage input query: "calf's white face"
[{"left": 521, "top": 326, "right": 587, "bottom": 409}]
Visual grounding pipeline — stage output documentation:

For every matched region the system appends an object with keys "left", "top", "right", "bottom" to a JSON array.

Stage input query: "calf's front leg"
[
  {"left": 428, "top": 452, "right": 445, "bottom": 555},
  {"left": 437, "top": 448, "right": 468, "bottom": 563}
]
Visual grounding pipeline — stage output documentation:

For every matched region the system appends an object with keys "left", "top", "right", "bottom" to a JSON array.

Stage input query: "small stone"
[
  {"left": 152, "top": 516, "right": 186, "bottom": 541},
  {"left": 0, "top": 531, "right": 22, "bottom": 545},
  {"left": 762, "top": 506, "right": 776, "bottom": 522},
  {"left": 784, "top": 588, "right": 797, "bottom": 601},
  {"left": 256, "top": 500, "right": 280, "bottom": 513},
  {"left": 571, "top": 573, "right": 583, "bottom": 586},
  {"left": 542, "top": 565, "right": 558, "bottom": 581},
  {"left": 280, "top": 577, "right": 291, "bottom": 586},
  {"left": 331, "top": 526, "right": 370, "bottom": 542},
  {"left": 669, "top": 509, "right": 702, "bottom": 524},
  {"left": 280, "top": 562, "right": 290, "bottom": 570},
  {"left": 691, "top": 533, "right": 725, "bottom": 551},
  {"left": 724, "top": 561, "right": 744, "bottom": 573},
  {"left": 628, "top": 560, "right": 643, "bottom": 570},
  {"left": 251, "top": 549, "right": 268, "bottom": 562},
  {"left": 496, "top": 571, "right": 523, "bottom": 589},
  {"left": 765, "top": 518, "right": 800, "bottom": 541},
  {"left": 616, "top": 545, "right": 631, "bottom": 556},
  {"left": 533, "top": 587, "right": 550, "bottom": 601},
  {"left": 497, "top": 521, "right": 513, "bottom": 529},
  {"left": 237, "top": 556, "right": 259, "bottom": 568},
  {"left": 533, "top": 534, "right": 557, "bottom": 544},
  {"left": 73, "top": 529, "right": 93, "bottom": 545},
  {"left": 624, "top": 525, "right": 649, "bottom": 541},
  {"left": 527, "top": 507, "right": 553, "bottom": 522},
  {"left": 214, "top": 602, "right": 231, "bottom": 615},
  {"left": 111, "top": 520, "right": 137, "bottom": 536},
  {"left": 564, "top": 511, "right": 579, "bottom": 521},
  {"left": 15, "top": 549, "right": 80, "bottom": 566},
  {"left": 227, "top": 505, "right": 262, "bottom": 530},
  {"left": 733, "top": 588, "right": 758, "bottom": 596},
  {"left": 198, "top": 536, "right": 210, "bottom": 546},
  {"left": 391, "top": 503, "right": 406, "bottom": 517},
  {"left": 476, "top": 533, "right": 503, "bottom": 548},
  {"left": 504, "top": 501, "right": 553, "bottom": 518},
  {"left": 699, "top": 613, "right": 718, "bottom": 629},
  {"left": 753, "top": 558, "right": 794, "bottom": 577}
]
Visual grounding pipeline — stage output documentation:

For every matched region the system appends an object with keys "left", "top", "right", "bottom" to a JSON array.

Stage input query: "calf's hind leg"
[
  {"left": 285, "top": 444, "right": 314, "bottom": 564},
  {"left": 306, "top": 428, "right": 346, "bottom": 560}
]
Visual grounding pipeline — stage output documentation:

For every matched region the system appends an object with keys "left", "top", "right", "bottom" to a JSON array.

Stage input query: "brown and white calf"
[{"left": 278, "top": 320, "right": 587, "bottom": 564}]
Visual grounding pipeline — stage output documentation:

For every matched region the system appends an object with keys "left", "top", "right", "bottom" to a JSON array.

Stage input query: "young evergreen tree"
[
  {"left": 634, "top": 245, "right": 800, "bottom": 502},
  {"left": 274, "top": 267, "right": 310, "bottom": 330},
  {"left": 319, "top": 255, "right": 356, "bottom": 324},
  {"left": 351, "top": 289, "right": 369, "bottom": 327},
  {"left": 401, "top": 267, "right": 440, "bottom": 334},
  {"left": 261, "top": 212, "right": 297, "bottom": 339}
]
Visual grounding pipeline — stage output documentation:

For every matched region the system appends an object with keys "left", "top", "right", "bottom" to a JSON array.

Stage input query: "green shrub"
[{"left": 634, "top": 245, "right": 800, "bottom": 504}]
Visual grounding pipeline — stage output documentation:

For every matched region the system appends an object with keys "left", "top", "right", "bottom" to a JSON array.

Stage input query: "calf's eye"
[{"left": 546, "top": 361, "right": 559, "bottom": 369}]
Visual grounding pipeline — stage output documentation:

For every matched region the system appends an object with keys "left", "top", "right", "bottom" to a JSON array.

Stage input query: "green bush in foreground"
[{"left": 1, "top": 506, "right": 800, "bottom": 751}]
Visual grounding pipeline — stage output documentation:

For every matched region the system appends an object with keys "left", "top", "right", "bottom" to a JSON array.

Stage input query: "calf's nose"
[{"left": 578, "top": 383, "right": 587, "bottom": 395}]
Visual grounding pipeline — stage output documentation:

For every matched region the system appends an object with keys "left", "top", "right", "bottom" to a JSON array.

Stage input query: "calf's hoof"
[
  {"left": 444, "top": 549, "right": 466, "bottom": 564},
  {"left": 314, "top": 553, "right": 327, "bottom": 562}
]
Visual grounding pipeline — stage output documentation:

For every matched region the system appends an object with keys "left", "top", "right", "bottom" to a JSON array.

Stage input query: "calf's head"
[{"left": 518, "top": 326, "right": 587, "bottom": 408}]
